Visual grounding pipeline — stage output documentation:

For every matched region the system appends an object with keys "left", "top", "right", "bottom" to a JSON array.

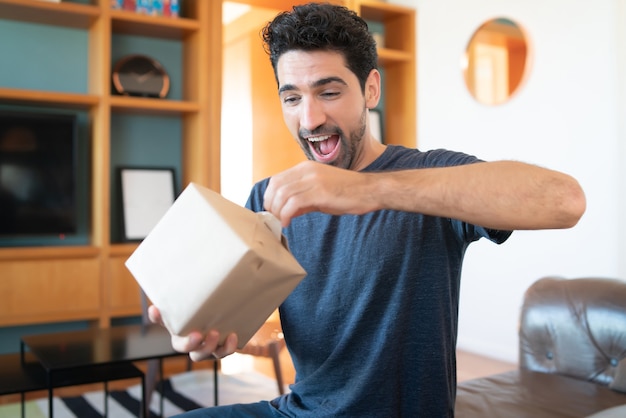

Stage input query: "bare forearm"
[{"left": 368, "top": 161, "right": 586, "bottom": 230}]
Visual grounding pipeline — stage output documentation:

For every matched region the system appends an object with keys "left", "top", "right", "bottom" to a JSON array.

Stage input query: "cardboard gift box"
[{"left": 125, "top": 182, "right": 306, "bottom": 349}]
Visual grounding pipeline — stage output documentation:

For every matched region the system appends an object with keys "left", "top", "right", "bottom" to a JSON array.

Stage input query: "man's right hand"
[{"left": 148, "top": 305, "right": 238, "bottom": 362}]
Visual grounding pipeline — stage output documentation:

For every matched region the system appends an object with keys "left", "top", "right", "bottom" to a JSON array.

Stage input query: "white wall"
[
  {"left": 222, "top": 0, "right": 626, "bottom": 364},
  {"left": 221, "top": 22, "right": 254, "bottom": 207},
  {"left": 391, "top": 0, "right": 626, "bottom": 363},
  {"left": 615, "top": 0, "right": 626, "bottom": 277}
]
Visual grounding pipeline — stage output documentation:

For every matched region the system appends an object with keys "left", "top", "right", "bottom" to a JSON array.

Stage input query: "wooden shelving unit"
[
  {"left": 0, "top": 0, "right": 222, "bottom": 327},
  {"left": 355, "top": 0, "right": 416, "bottom": 146},
  {"left": 0, "top": 0, "right": 415, "bottom": 329}
]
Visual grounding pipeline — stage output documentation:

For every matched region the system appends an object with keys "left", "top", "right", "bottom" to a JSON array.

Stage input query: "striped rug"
[{"left": 5, "top": 369, "right": 281, "bottom": 418}]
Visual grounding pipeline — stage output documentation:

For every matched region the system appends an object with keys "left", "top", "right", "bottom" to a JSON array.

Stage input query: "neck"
[{"left": 352, "top": 137, "right": 386, "bottom": 171}]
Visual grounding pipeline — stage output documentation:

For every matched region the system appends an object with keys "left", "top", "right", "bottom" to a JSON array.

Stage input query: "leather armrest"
[{"left": 456, "top": 370, "right": 626, "bottom": 418}]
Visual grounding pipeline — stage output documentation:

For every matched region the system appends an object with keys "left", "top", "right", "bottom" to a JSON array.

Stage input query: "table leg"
[
  {"left": 214, "top": 360, "right": 218, "bottom": 406},
  {"left": 104, "top": 380, "right": 109, "bottom": 417},
  {"left": 159, "top": 358, "right": 164, "bottom": 418},
  {"left": 48, "top": 383, "right": 53, "bottom": 418},
  {"left": 141, "top": 374, "right": 147, "bottom": 418},
  {"left": 20, "top": 341, "right": 28, "bottom": 418}
]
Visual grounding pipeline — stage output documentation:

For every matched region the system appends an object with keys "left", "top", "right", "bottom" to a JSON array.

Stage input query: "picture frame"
[
  {"left": 118, "top": 166, "right": 176, "bottom": 242},
  {"left": 369, "top": 109, "right": 384, "bottom": 143}
]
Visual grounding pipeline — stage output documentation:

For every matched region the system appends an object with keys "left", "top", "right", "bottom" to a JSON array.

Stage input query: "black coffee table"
[
  {"left": 20, "top": 324, "right": 197, "bottom": 418},
  {"left": 1, "top": 351, "right": 144, "bottom": 418}
]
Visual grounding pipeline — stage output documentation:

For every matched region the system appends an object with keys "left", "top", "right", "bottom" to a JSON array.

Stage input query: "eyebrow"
[{"left": 278, "top": 76, "right": 348, "bottom": 94}]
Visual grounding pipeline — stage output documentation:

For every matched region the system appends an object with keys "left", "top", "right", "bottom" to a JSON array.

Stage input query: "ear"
[{"left": 364, "top": 69, "right": 381, "bottom": 109}]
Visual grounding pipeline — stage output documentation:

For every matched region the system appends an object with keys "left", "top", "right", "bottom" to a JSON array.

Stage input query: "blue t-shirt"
[{"left": 245, "top": 145, "right": 511, "bottom": 417}]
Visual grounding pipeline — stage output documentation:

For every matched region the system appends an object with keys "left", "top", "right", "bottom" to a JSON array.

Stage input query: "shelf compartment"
[
  {"left": 358, "top": 0, "right": 415, "bottom": 56},
  {"left": 0, "top": 256, "right": 101, "bottom": 324},
  {"left": 0, "top": 87, "right": 99, "bottom": 109},
  {"left": 0, "top": 0, "right": 99, "bottom": 29},
  {"left": 111, "top": 9, "right": 200, "bottom": 40}
]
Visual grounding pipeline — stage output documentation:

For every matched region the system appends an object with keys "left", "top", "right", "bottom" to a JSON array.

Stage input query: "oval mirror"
[{"left": 463, "top": 18, "right": 529, "bottom": 106}]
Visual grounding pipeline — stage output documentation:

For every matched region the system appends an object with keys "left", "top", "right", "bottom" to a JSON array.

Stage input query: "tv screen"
[{"left": 0, "top": 110, "right": 77, "bottom": 238}]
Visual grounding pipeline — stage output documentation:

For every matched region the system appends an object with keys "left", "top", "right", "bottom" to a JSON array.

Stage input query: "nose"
[{"left": 300, "top": 98, "right": 326, "bottom": 131}]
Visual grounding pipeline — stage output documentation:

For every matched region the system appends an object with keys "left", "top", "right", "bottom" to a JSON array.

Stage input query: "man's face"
[{"left": 276, "top": 50, "right": 372, "bottom": 170}]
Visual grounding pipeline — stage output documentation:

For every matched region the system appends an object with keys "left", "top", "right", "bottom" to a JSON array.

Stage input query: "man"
[{"left": 150, "top": 3, "right": 586, "bottom": 417}]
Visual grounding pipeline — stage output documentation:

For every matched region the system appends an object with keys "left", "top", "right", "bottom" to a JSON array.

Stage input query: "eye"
[
  {"left": 321, "top": 90, "right": 340, "bottom": 99},
  {"left": 282, "top": 95, "right": 301, "bottom": 105}
]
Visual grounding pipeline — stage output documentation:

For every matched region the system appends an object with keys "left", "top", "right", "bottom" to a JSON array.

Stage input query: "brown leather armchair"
[{"left": 456, "top": 277, "right": 626, "bottom": 418}]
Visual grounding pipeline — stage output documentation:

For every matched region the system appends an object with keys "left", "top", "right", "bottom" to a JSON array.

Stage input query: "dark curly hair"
[{"left": 261, "top": 2, "right": 378, "bottom": 92}]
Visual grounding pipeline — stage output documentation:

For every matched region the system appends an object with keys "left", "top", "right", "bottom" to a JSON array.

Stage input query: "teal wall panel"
[
  {"left": 0, "top": 19, "right": 88, "bottom": 93},
  {"left": 109, "top": 113, "right": 182, "bottom": 242}
]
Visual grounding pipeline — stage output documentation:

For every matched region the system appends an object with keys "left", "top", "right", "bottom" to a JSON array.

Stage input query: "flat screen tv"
[{"left": 0, "top": 110, "right": 78, "bottom": 238}]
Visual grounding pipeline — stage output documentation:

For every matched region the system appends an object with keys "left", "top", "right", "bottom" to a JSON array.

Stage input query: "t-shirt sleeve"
[
  {"left": 450, "top": 219, "right": 513, "bottom": 244},
  {"left": 244, "top": 178, "right": 270, "bottom": 212},
  {"left": 422, "top": 149, "right": 513, "bottom": 244}
]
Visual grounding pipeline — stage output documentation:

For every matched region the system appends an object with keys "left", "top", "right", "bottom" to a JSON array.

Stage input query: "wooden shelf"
[
  {"left": 0, "top": 246, "right": 100, "bottom": 261},
  {"left": 109, "top": 243, "right": 138, "bottom": 257},
  {"left": 0, "top": 311, "right": 101, "bottom": 328},
  {"left": 0, "top": 0, "right": 99, "bottom": 29},
  {"left": 0, "top": 87, "right": 99, "bottom": 109},
  {"left": 378, "top": 47, "right": 412, "bottom": 65},
  {"left": 111, "top": 9, "right": 200, "bottom": 39},
  {"left": 110, "top": 95, "right": 200, "bottom": 115}
]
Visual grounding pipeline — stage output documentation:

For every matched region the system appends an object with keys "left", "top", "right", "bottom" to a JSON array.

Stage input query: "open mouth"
[{"left": 308, "top": 134, "right": 340, "bottom": 162}]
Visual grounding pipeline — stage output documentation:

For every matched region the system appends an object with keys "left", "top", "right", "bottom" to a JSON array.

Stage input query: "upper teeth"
[{"left": 308, "top": 135, "right": 331, "bottom": 142}]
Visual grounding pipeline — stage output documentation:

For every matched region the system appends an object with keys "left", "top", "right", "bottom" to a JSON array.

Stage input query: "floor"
[
  {"left": 456, "top": 349, "right": 516, "bottom": 381},
  {"left": 0, "top": 348, "right": 516, "bottom": 406}
]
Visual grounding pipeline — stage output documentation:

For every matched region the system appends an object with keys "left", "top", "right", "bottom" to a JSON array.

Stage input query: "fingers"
[
  {"left": 172, "top": 330, "right": 238, "bottom": 362},
  {"left": 147, "top": 305, "right": 163, "bottom": 325},
  {"left": 265, "top": 190, "right": 305, "bottom": 228},
  {"left": 264, "top": 162, "right": 378, "bottom": 224},
  {"left": 212, "top": 333, "right": 239, "bottom": 358},
  {"left": 171, "top": 330, "right": 209, "bottom": 354},
  {"left": 264, "top": 163, "right": 318, "bottom": 226},
  {"left": 188, "top": 332, "right": 239, "bottom": 362},
  {"left": 149, "top": 304, "right": 238, "bottom": 362},
  {"left": 263, "top": 176, "right": 293, "bottom": 226}
]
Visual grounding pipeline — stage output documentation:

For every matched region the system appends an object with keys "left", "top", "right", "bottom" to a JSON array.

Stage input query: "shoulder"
[{"left": 244, "top": 178, "right": 270, "bottom": 212}]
